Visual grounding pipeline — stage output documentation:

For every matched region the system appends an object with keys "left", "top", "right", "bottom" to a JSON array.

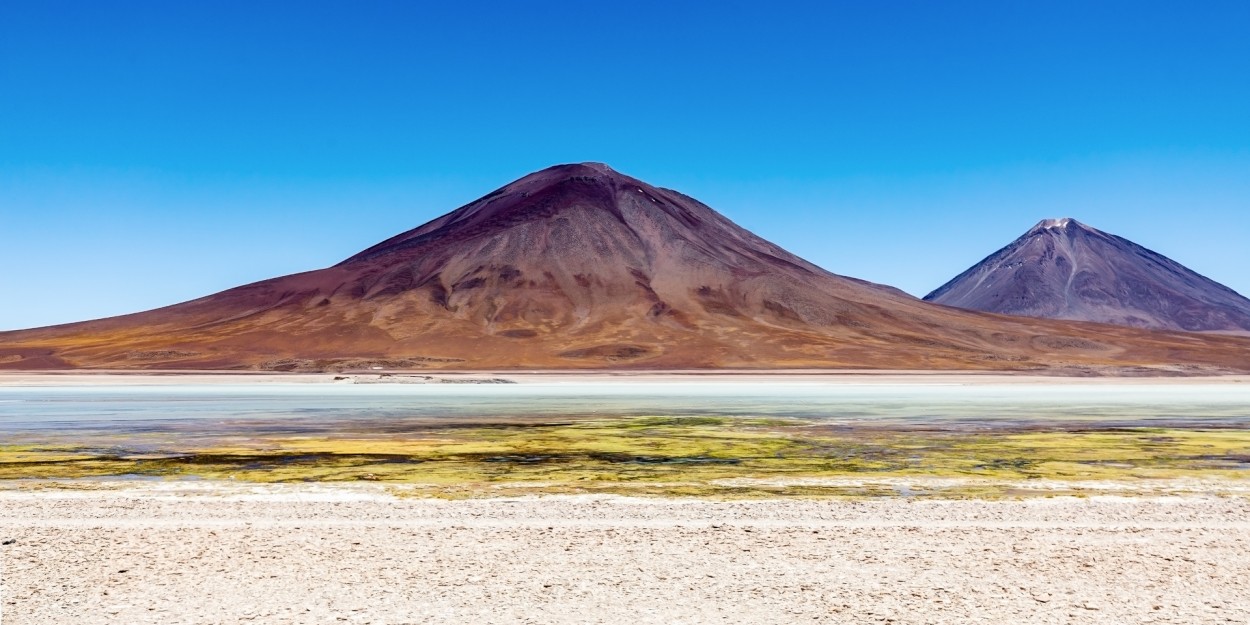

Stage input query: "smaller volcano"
[{"left": 925, "top": 218, "right": 1250, "bottom": 333}]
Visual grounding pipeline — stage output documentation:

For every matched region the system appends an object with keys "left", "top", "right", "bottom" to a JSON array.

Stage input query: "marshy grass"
[{"left": 2, "top": 416, "right": 1247, "bottom": 497}]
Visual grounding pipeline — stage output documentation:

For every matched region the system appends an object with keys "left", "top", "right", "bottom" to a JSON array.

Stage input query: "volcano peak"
[
  {"left": 568, "top": 161, "right": 618, "bottom": 174},
  {"left": 513, "top": 162, "right": 629, "bottom": 188},
  {"left": 927, "top": 218, "right": 1250, "bottom": 333},
  {"left": 1029, "top": 217, "right": 1088, "bottom": 234}
]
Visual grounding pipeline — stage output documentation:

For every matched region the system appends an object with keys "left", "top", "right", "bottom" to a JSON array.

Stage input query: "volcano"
[
  {"left": 2, "top": 165, "right": 1249, "bottom": 371},
  {"left": 925, "top": 218, "right": 1250, "bottom": 333}
]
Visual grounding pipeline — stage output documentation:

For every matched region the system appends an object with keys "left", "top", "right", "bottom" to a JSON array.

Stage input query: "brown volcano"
[
  {"left": 925, "top": 218, "right": 1250, "bottom": 333},
  {"left": 2, "top": 164, "right": 1249, "bottom": 371}
]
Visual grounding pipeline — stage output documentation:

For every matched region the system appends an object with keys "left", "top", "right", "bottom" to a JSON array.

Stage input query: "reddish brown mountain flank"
[{"left": 2, "top": 165, "right": 1248, "bottom": 371}]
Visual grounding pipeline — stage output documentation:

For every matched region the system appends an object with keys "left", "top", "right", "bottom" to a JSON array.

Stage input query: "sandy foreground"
[{"left": 0, "top": 485, "right": 1246, "bottom": 624}]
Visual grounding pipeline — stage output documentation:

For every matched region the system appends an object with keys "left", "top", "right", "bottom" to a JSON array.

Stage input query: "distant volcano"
[
  {"left": 925, "top": 218, "right": 1250, "bottom": 333},
  {"left": 2, "top": 168, "right": 1249, "bottom": 371}
]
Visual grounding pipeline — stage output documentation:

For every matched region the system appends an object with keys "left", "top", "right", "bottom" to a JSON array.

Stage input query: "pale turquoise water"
[{"left": 1, "top": 383, "right": 1248, "bottom": 439}]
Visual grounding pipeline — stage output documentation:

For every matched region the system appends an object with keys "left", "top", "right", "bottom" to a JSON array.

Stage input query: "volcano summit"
[
  {"left": 2, "top": 164, "right": 1248, "bottom": 371},
  {"left": 926, "top": 218, "right": 1250, "bottom": 334}
]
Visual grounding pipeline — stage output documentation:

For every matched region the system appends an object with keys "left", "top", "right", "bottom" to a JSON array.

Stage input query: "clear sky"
[{"left": 2, "top": 0, "right": 1248, "bottom": 330}]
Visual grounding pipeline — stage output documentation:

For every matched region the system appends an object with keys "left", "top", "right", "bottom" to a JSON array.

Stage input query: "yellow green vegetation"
[{"left": 2, "top": 416, "right": 1247, "bottom": 497}]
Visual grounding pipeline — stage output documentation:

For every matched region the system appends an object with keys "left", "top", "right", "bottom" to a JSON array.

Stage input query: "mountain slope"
[
  {"left": 925, "top": 218, "right": 1250, "bottom": 333},
  {"left": 2, "top": 168, "right": 1249, "bottom": 371}
]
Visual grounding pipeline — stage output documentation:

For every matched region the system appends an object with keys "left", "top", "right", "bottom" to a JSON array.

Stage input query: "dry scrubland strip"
[
  {"left": 3, "top": 416, "right": 1249, "bottom": 497},
  {"left": 1, "top": 493, "right": 1249, "bottom": 625}
]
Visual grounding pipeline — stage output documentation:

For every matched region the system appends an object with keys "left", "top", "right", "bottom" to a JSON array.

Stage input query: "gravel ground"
[{"left": 1, "top": 484, "right": 1248, "bottom": 624}]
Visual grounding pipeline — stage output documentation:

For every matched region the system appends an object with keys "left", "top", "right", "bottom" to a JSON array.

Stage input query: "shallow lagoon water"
[
  {"left": 1, "top": 381, "right": 1249, "bottom": 489},
  {"left": 2, "top": 381, "right": 1248, "bottom": 435}
]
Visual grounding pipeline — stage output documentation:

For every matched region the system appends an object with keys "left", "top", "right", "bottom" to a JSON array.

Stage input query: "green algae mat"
[{"left": 3, "top": 415, "right": 1248, "bottom": 498}]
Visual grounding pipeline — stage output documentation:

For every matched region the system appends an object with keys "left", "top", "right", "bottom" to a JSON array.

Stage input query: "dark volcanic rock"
[{"left": 925, "top": 218, "right": 1250, "bottom": 333}]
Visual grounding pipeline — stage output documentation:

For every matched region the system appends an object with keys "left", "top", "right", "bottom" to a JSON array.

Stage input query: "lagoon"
[{"left": 2, "top": 378, "right": 1248, "bottom": 492}]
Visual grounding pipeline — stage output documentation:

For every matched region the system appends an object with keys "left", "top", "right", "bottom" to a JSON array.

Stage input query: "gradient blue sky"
[{"left": 2, "top": 1, "right": 1248, "bottom": 330}]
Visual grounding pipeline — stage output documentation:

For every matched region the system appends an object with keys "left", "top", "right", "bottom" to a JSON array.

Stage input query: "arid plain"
[{"left": 2, "top": 371, "right": 1249, "bottom": 624}]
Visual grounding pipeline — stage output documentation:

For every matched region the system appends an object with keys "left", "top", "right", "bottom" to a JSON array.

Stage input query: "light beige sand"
[{"left": 2, "top": 484, "right": 1248, "bottom": 624}]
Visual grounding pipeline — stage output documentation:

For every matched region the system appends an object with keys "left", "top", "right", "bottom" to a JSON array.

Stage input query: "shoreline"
[
  {"left": 4, "top": 479, "right": 1250, "bottom": 518},
  {"left": 6, "top": 475, "right": 1250, "bottom": 499},
  {"left": 4, "top": 369, "right": 1250, "bottom": 386}
]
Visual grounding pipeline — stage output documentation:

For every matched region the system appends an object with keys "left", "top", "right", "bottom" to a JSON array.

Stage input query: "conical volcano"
[
  {"left": 334, "top": 162, "right": 906, "bottom": 330},
  {"left": 925, "top": 218, "right": 1250, "bottom": 333},
  {"left": 2, "top": 168, "right": 1249, "bottom": 371}
]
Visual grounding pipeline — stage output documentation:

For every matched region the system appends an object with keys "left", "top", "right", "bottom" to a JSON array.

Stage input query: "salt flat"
[{"left": 1, "top": 485, "right": 1248, "bottom": 624}]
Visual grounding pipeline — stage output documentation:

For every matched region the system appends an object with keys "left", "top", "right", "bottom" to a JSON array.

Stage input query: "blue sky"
[{"left": 2, "top": 0, "right": 1248, "bottom": 330}]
